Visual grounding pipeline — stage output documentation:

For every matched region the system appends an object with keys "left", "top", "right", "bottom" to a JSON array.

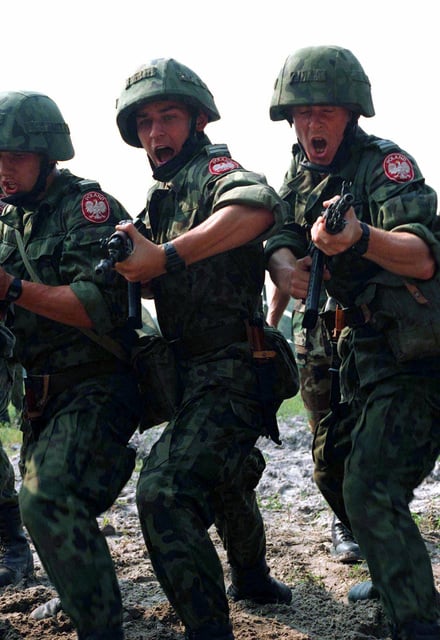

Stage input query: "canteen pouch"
[
  {"left": 248, "top": 317, "right": 299, "bottom": 444},
  {"left": 260, "top": 325, "right": 300, "bottom": 402}
]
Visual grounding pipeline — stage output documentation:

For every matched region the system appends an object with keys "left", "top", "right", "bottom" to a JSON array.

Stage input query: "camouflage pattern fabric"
[
  {"left": 136, "top": 389, "right": 266, "bottom": 631},
  {"left": 20, "top": 374, "right": 139, "bottom": 634},
  {"left": 0, "top": 169, "right": 141, "bottom": 637},
  {"left": 291, "top": 301, "right": 331, "bottom": 432},
  {"left": 0, "top": 169, "right": 136, "bottom": 372},
  {"left": 0, "top": 441, "right": 15, "bottom": 505},
  {"left": 0, "top": 326, "right": 17, "bottom": 508},
  {"left": 116, "top": 58, "right": 220, "bottom": 148},
  {"left": 316, "top": 375, "right": 440, "bottom": 626},
  {"left": 135, "top": 138, "right": 288, "bottom": 632},
  {"left": 266, "top": 124, "right": 440, "bottom": 631},
  {"left": 0, "top": 356, "right": 16, "bottom": 510},
  {"left": 0, "top": 91, "right": 74, "bottom": 160},
  {"left": 269, "top": 45, "right": 375, "bottom": 121}
]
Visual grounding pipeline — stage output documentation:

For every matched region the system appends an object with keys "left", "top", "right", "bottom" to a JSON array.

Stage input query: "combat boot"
[
  {"left": 391, "top": 620, "right": 440, "bottom": 640},
  {"left": 185, "top": 621, "right": 234, "bottom": 639},
  {"left": 348, "top": 580, "right": 379, "bottom": 602},
  {"left": 331, "top": 514, "right": 362, "bottom": 564},
  {"left": 0, "top": 502, "right": 34, "bottom": 587},
  {"left": 226, "top": 558, "right": 292, "bottom": 604}
]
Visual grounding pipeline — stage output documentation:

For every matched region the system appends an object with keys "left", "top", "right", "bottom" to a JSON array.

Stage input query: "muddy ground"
[{"left": 1, "top": 414, "right": 439, "bottom": 640}]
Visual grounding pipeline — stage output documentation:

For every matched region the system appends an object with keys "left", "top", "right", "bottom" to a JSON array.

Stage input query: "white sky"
[{"left": 2, "top": 0, "right": 439, "bottom": 215}]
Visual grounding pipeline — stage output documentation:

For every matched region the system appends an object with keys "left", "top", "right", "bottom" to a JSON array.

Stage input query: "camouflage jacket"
[
  {"left": 0, "top": 169, "right": 136, "bottom": 373},
  {"left": 264, "top": 127, "right": 440, "bottom": 389},
  {"left": 138, "top": 137, "right": 287, "bottom": 343}
]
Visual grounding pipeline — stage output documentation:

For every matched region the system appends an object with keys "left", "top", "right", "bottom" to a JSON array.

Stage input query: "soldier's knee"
[
  {"left": 136, "top": 470, "right": 164, "bottom": 516},
  {"left": 343, "top": 474, "right": 370, "bottom": 526},
  {"left": 240, "top": 448, "right": 266, "bottom": 490},
  {"left": 19, "top": 485, "right": 41, "bottom": 532}
]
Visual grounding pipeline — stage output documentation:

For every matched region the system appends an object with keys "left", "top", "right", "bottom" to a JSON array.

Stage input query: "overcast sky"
[{"left": 2, "top": 0, "right": 438, "bottom": 215}]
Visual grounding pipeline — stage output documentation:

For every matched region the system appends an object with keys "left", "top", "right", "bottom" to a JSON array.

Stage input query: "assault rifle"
[
  {"left": 95, "top": 227, "right": 142, "bottom": 329},
  {"left": 302, "top": 190, "right": 354, "bottom": 330}
]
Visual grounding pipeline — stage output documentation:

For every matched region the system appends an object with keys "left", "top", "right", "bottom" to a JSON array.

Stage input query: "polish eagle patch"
[
  {"left": 383, "top": 153, "right": 414, "bottom": 183},
  {"left": 208, "top": 156, "right": 240, "bottom": 175},
  {"left": 81, "top": 191, "right": 110, "bottom": 223}
]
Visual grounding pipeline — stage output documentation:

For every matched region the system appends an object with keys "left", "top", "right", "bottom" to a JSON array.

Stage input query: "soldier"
[
  {"left": 266, "top": 45, "right": 440, "bottom": 640},
  {"left": 114, "top": 58, "right": 293, "bottom": 640},
  {"left": 0, "top": 91, "right": 141, "bottom": 640},
  {"left": 0, "top": 324, "right": 33, "bottom": 587},
  {"left": 265, "top": 67, "right": 362, "bottom": 564}
]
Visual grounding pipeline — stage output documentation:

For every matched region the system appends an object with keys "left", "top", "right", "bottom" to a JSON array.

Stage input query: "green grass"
[
  {"left": 277, "top": 394, "right": 307, "bottom": 419},
  {"left": 0, "top": 405, "right": 23, "bottom": 455}
]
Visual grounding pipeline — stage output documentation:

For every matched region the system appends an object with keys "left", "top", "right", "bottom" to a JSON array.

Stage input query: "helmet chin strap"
[
  {"left": 2, "top": 158, "right": 55, "bottom": 207},
  {"left": 151, "top": 113, "right": 203, "bottom": 182}
]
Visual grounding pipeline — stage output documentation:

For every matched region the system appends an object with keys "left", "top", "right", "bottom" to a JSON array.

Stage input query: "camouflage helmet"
[
  {"left": 270, "top": 45, "right": 375, "bottom": 121},
  {"left": 0, "top": 91, "right": 74, "bottom": 160},
  {"left": 116, "top": 58, "right": 220, "bottom": 148}
]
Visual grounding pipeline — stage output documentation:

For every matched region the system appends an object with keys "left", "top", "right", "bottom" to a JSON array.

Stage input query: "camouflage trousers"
[
  {"left": 136, "top": 386, "right": 266, "bottom": 633},
  {"left": 0, "top": 440, "right": 16, "bottom": 505},
  {"left": 291, "top": 310, "right": 332, "bottom": 433},
  {"left": 0, "top": 356, "right": 17, "bottom": 512},
  {"left": 19, "top": 374, "right": 140, "bottom": 638},
  {"left": 314, "top": 374, "right": 440, "bottom": 627}
]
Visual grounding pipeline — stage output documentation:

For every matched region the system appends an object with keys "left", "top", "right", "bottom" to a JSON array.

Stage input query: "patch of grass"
[
  {"left": 277, "top": 395, "right": 307, "bottom": 419},
  {"left": 259, "top": 493, "right": 283, "bottom": 511},
  {"left": 0, "top": 425, "right": 22, "bottom": 457}
]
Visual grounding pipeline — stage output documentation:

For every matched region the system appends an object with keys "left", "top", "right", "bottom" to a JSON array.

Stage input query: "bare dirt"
[{"left": 1, "top": 414, "right": 440, "bottom": 640}]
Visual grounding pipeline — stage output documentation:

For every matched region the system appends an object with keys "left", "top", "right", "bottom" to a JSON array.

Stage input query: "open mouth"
[
  {"left": 155, "top": 146, "right": 175, "bottom": 164},
  {"left": 1, "top": 180, "right": 18, "bottom": 195},
  {"left": 312, "top": 137, "right": 327, "bottom": 154}
]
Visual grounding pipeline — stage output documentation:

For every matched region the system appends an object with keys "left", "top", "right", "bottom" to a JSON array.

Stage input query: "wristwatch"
[
  {"left": 350, "top": 222, "right": 370, "bottom": 256},
  {"left": 163, "top": 242, "right": 186, "bottom": 273},
  {"left": 4, "top": 277, "right": 23, "bottom": 302}
]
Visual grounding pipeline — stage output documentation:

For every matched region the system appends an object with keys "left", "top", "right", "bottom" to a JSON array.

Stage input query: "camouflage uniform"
[
  {"left": 0, "top": 323, "right": 34, "bottom": 587},
  {"left": 116, "top": 58, "right": 290, "bottom": 639},
  {"left": 0, "top": 92, "right": 141, "bottom": 640},
  {"left": 267, "top": 46, "right": 366, "bottom": 564},
  {"left": 135, "top": 140, "right": 287, "bottom": 634},
  {"left": 0, "top": 324, "right": 19, "bottom": 517},
  {"left": 267, "top": 119, "right": 440, "bottom": 637},
  {"left": 290, "top": 292, "right": 331, "bottom": 431}
]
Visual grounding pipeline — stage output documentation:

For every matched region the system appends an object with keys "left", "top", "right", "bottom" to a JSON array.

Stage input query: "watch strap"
[
  {"left": 163, "top": 242, "right": 186, "bottom": 273},
  {"left": 350, "top": 222, "right": 370, "bottom": 256},
  {"left": 4, "top": 277, "right": 22, "bottom": 302}
]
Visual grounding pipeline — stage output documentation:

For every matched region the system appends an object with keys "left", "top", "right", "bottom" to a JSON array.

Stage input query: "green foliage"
[
  {"left": 259, "top": 493, "right": 283, "bottom": 511},
  {"left": 0, "top": 426, "right": 22, "bottom": 458},
  {"left": 277, "top": 395, "right": 307, "bottom": 419}
]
